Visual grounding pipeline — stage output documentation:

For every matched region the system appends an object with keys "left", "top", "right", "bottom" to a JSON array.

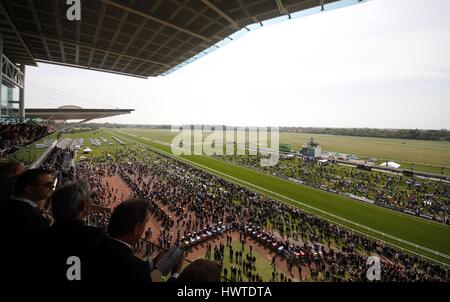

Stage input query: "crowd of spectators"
[
  {"left": 74, "top": 145, "right": 449, "bottom": 282},
  {"left": 215, "top": 154, "right": 449, "bottom": 223},
  {"left": 0, "top": 141, "right": 448, "bottom": 282},
  {"left": 0, "top": 123, "right": 54, "bottom": 157}
]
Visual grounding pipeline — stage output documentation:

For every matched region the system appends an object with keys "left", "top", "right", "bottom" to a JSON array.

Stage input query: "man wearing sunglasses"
[{"left": 0, "top": 168, "right": 54, "bottom": 280}]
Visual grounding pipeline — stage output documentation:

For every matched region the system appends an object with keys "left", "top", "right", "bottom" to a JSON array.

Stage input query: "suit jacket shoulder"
[
  {"left": 38, "top": 221, "right": 106, "bottom": 280},
  {"left": 0, "top": 198, "right": 49, "bottom": 234},
  {"left": 84, "top": 237, "right": 150, "bottom": 281}
]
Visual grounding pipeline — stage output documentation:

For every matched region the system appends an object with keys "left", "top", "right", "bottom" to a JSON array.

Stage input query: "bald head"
[{"left": 177, "top": 259, "right": 221, "bottom": 282}]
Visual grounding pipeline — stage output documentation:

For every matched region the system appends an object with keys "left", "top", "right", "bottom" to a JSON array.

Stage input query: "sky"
[{"left": 25, "top": 0, "right": 450, "bottom": 129}]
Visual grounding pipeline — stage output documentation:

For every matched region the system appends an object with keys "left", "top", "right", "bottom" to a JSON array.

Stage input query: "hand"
[{"left": 42, "top": 212, "right": 54, "bottom": 226}]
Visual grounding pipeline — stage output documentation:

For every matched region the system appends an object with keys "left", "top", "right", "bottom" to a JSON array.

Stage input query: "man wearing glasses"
[
  {"left": 2, "top": 168, "right": 55, "bottom": 232},
  {"left": 0, "top": 168, "right": 55, "bottom": 280}
]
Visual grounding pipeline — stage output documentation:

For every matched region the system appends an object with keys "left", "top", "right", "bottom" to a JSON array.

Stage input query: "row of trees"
[
  {"left": 82, "top": 123, "right": 171, "bottom": 129},
  {"left": 78, "top": 123, "right": 449, "bottom": 141},
  {"left": 279, "top": 127, "right": 450, "bottom": 141}
]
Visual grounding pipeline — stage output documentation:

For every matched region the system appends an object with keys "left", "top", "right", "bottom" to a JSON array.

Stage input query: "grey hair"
[{"left": 51, "top": 181, "right": 91, "bottom": 222}]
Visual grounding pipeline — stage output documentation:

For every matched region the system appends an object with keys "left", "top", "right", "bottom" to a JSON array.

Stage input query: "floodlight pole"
[{"left": 19, "top": 64, "right": 25, "bottom": 121}]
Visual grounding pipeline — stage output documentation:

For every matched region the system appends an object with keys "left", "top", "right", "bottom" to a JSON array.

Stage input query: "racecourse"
[
  {"left": 120, "top": 128, "right": 450, "bottom": 173},
  {"left": 107, "top": 129, "right": 450, "bottom": 266}
]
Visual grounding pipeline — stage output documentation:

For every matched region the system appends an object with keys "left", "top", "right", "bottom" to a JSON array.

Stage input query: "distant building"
[
  {"left": 279, "top": 143, "right": 291, "bottom": 152},
  {"left": 301, "top": 138, "right": 321, "bottom": 158}
]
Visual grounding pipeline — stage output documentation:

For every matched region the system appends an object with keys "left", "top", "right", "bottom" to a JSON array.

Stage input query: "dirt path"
[{"left": 101, "top": 175, "right": 132, "bottom": 209}]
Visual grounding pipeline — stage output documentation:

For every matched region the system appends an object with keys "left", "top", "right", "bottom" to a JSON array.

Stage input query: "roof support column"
[
  {"left": 0, "top": 34, "right": 3, "bottom": 123},
  {"left": 19, "top": 64, "right": 25, "bottom": 121}
]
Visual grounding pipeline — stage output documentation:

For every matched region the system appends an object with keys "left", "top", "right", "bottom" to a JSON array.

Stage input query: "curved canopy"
[{"left": 0, "top": 0, "right": 361, "bottom": 78}]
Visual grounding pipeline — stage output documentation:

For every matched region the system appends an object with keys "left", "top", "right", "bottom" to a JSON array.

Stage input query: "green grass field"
[
  {"left": 120, "top": 128, "right": 450, "bottom": 168},
  {"left": 3, "top": 129, "right": 123, "bottom": 164},
  {"left": 2, "top": 132, "right": 58, "bottom": 165},
  {"left": 279, "top": 132, "right": 450, "bottom": 167},
  {"left": 59, "top": 129, "right": 125, "bottom": 160},
  {"left": 109, "top": 129, "right": 450, "bottom": 266},
  {"left": 196, "top": 240, "right": 286, "bottom": 282},
  {"left": 376, "top": 160, "right": 450, "bottom": 176},
  {"left": 213, "top": 240, "right": 290, "bottom": 282}
]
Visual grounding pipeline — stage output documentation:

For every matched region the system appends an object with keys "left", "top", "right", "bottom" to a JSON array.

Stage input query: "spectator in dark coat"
[
  {"left": 0, "top": 168, "right": 54, "bottom": 280},
  {"left": 0, "top": 168, "right": 53, "bottom": 232},
  {"left": 41, "top": 181, "right": 105, "bottom": 280},
  {"left": 83, "top": 198, "right": 151, "bottom": 281}
]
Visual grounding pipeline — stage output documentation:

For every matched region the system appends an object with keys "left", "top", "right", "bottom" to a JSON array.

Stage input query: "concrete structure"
[
  {"left": 301, "top": 137, "right": 321, "bottom": 158},
  {"left": 0, "top": 0, "right": 365, "bottom": 78},
  {"left": 21, "top": 106, "right": 134, "bottom": 124}
]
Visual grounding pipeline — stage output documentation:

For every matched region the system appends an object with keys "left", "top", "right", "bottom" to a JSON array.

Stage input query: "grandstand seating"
[{"left": 0, "top": 123, "right": 54, "bottom": 158}]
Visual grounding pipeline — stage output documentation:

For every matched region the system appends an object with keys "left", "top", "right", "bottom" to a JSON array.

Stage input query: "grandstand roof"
[
  {"left": 22, "top": 108, "right": 134, "bottom": 122},
  {"left": 0, "top": 0, "right": 357, "bottom": 78}
]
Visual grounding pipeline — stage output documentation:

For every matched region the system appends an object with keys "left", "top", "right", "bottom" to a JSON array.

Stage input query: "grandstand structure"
[
  {"left": 22, "top": 106, "right": 134, "bottom": 124},
  {"left": 2, "top": 1, "right": 450, "bottom": 283},
  {"left": 0, "top": 0, "right": 367, "bottom": 165},
  {"left": 1, "top": 0, "right": 365, "bottom": 122}
]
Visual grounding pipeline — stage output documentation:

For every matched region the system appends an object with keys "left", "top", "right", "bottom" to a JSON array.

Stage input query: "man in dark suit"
[
  {"left": 83, "top": 198, "right": 152, "bottom": 281},
  {"left": 0, "top": 168, "right": 54, "bottom": 232},
  {"left": 0, "top": 168, "right": 54, "bottom": 280},
  {"left": 41, "top": 181, "right": 105, "bottom": 280}
]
